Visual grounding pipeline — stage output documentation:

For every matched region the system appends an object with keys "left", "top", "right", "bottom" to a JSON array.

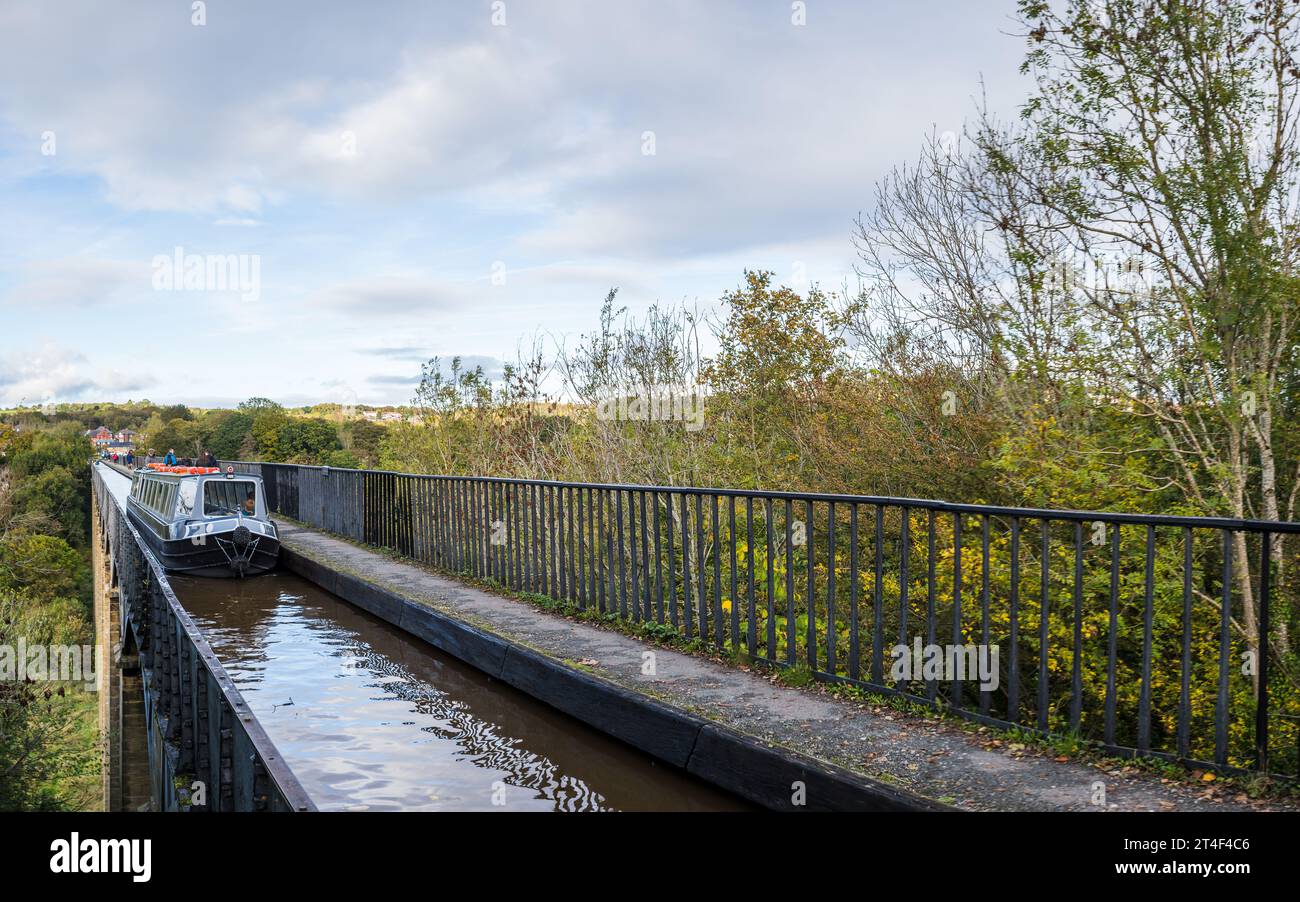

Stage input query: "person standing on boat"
[
  {"left": 125, "top": 449, "right": 134, "bottom": 467},
  {"left": 164, "top": 448, "right": 177, "bottom": 466},
  {"left": 197, "top": 449, "right": 219, "bottom": 468}
]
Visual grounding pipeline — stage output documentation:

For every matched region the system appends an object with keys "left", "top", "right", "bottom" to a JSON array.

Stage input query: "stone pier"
[{"left": 91, "top": 489, "right": 152, "bottom": 811}]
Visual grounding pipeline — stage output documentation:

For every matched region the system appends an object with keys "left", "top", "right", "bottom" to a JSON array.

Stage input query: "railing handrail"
[{"left": 226, "top": 460, "right": 1300, "bottom": 535}]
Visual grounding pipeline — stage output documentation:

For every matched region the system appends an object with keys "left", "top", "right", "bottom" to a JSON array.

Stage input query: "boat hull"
[{"left": 127, "top": 509, "right": 279, "bottom": 578}]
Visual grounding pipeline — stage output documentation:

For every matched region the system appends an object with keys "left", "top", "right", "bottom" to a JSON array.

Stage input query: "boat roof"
[
  {"left": 142, "top": 464, "right": 221, "bottom": 476},
  {"left": 138, "top": 464, "right": 262, "bottom": 482}
]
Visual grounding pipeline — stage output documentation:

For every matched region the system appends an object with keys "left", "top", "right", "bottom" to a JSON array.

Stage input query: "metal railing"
[
  {"left": 93, "top": 465, "right": 315, "bottom": 811},
  {"left": 229, "top": 460, "right": 1300, "bottom": 779}
]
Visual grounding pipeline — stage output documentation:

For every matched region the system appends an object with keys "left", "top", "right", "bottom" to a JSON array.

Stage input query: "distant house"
[
  {"left": 86, "top": 426, "right": 113, "bottom": 447},
  {"left": 85, "top": 426, "right": 143, "bottom": 448}
]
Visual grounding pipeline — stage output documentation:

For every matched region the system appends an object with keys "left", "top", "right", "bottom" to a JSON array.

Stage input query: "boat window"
[
  {"left": 205, "top": 480, "right": 257, "bottom": 517},
  {"left": 177, "top": 480, "right": 197, "bottom": 516}
]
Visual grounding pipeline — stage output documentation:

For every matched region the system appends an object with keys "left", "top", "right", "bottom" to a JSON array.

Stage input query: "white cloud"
[
  {"left": 0, "top": 344, "right": 146, "bottom": 405},
  {"left": 1, "top": 257, "right": 147, "bottom": 307},
  {"left": 310, "top": 276, "right": 473, "bottom": 316}
]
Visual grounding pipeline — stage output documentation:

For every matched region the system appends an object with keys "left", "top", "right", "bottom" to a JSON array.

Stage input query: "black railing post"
[
  {"left": 1104, "top": 523, "right": 1120, "bottom": 748},
  {"left": 1178, "top": 528, "right": 1193, "bottom": 759},
  {"left": 746, "top": 497, "right": 757, "bottom": 655},
  {"left": 805, "top": 499, "right": 815, "bottom": 671},
  {"left": 1215, "top": 529, "right": 1232, "bottom": 766},
  {"left": 826, "top": 501, "right": 837, "bottom": 676},
  {"left": 872, "top": 505, "right": 884, "bottom": 685},
  {"left": 1256, "top": 531, "right": 1272, "bottom": 773},
  {"left": 1070, "top": 520, "right": 1083, "bottom": 733},
  {"left": 765, "top": 499, "right": 776, "bottom": 661},
  {"left": 695, "top": 494, "right": 707, "bottom": 641},
  {"left": 979, "top": 514, "right": 990, "bottom": 717},
  {"left": 711, "top": 494, "right": 723, "bottom": 646},
  {"left": 951, "top": 512, "right": 962, "bottom": 709},
  {"left": 1138, "top": 524, "right": 1156, "bottom": 752},
  {"left": 927, "top": 510, "right": 937, "bottom": 703},
  {"left": 1008, "top": 517, "right": 1020, "bottom": 721},
  {"left": 728, "top": 497, "right": 739, "bottom": 649},
  {"left": 1037, "top": 520, "right": 1050, "bottom": 731},
  {"left": 849, "top": 504, "right": 860, "bottom": 682}
]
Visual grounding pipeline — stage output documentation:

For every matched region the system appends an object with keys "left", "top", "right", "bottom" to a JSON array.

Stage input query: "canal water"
[{"left": 171, "top": 570, "right": 749, "bottom": 812}]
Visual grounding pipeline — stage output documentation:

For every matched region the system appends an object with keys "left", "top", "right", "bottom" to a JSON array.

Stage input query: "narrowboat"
[{"left": 126, "top": 464, "right": 279, "bottom": 577}]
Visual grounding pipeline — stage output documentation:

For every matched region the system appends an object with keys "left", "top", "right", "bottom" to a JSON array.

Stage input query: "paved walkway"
[{"left": 276, "top": 520, "right": 1293, "bottom": 812}]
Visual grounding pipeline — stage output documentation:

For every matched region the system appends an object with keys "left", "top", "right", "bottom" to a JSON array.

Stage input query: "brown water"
[{"left": 173, "top": 571, "right": 750, "bottom": 811}]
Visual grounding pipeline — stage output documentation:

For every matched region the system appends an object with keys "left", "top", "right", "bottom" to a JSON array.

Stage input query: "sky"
[{"left": 0, "top": 0, "right": 1027, "bottom": 409}]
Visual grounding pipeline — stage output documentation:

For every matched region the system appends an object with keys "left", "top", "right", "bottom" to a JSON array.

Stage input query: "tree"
[
  {"left": 149, "top": 417, "right": 203, "bottom": 458},
  {"left": 401, "top": 356, "right": 504, "bottom": 476},
  {"left": 704, "top": 270, "right": 845, "bottom": 488},
  {"left": 207, "top": 411, "right": 253, "bottom": 460},
  {"left": 9, "top": 468, "right": 87, "bottom": 549},
  {"left": 854, "top": 0, "right": 1300, "bottom": 676},
  {"left": 0, "top": 423, "right": 19, "bottom": 462},
  {"left": 238, "top": 397, "right": 282, "bottom": 413},
  {"left": 324, "top": 449, "right": 361, "bottom": 469},
  {"left": 0, "top": 533, "right": 91, "bottom": 611},
  {"left": 249, "top": 406, "right": 288, "bottom": 460},
  {"left": 0, "top": 423, "right": 96, "bottom": 811},
  {"left": 340, "top": 420, "right": 386, "bottom": 467},
  {"left": 557, "top": 291, "right": 709, "bottom": 486},
  {"left": 156, "top": 404, "right": 192, "bottom": 423},
  {"left": 989, "top": 0, "right": 1300, "bottom": 658},
  {"left": 275, "top": 418, "right": 341, "bottom": 463}
]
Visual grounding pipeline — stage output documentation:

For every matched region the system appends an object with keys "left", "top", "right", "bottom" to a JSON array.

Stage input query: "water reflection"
[{"left": 173, "top": 572, "right": 748, "bottom": 812}]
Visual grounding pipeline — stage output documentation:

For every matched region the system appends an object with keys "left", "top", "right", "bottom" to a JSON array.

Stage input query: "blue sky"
[{"left": 0, "top": 0, "right": 1026, "bottom": 408}]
